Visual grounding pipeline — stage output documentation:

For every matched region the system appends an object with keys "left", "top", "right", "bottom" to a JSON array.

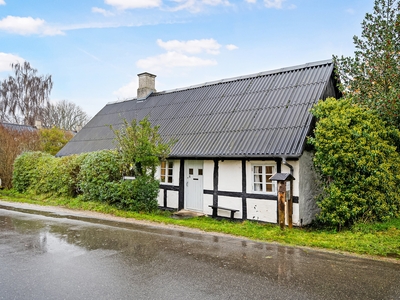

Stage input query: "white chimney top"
[
  {"left": 34, "top": 120, "right": 42, "bottom": 129},
  {"left": 137, "top": 72, "right": 156, "bottom": 100}
]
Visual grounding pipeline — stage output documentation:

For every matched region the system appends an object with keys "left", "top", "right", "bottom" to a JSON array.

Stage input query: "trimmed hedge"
[
  {"left": 12, "top": 151, "right": 52, "bottom": 193},
  {"left": 12, "top": 150, "right": 159, "bottom": 212}
]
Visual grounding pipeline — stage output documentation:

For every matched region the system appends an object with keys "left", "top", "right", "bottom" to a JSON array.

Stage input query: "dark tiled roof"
[
  {"left": 0, "top": 122, "right": 38, "bottom": 132},
  {"left": 57, "top": 59, "right": 338, "bottom": 158}
]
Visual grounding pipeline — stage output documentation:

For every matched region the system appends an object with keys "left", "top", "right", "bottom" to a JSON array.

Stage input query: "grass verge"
[{"left": 1, "top": 189, "right": 399, "bottom": 260}]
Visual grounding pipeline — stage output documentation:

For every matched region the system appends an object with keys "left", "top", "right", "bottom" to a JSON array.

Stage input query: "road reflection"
[{"left": 0, "top": 204, "right": 399, "bottom": 300}]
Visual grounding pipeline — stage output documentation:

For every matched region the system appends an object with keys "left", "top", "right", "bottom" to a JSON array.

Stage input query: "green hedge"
[
  {"left": 12, "top": 151, "right": 52, "bottom": 193},
  {"left": 78, "top": 150, "right": 122, "bottom": 202},
  {"left": 12, "top": 150, "right": 159, "bottom": 212}
]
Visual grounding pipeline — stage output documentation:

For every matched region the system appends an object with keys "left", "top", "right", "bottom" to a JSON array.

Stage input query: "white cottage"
[{"left": 57, "top": 59, "right": 341, "bottom": 226}]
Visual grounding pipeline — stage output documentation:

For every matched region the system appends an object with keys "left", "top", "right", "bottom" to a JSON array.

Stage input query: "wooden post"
[
  {"left": 278, "top": 181, "right": 286, "bottom": 230},
  {"left": 288, "top": 180, "right": 293, "bottom": 229}
]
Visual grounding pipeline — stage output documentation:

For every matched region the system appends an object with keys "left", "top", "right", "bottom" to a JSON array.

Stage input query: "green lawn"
[{"left": 1, "top": 189, "right": 399, "bottom": 260}]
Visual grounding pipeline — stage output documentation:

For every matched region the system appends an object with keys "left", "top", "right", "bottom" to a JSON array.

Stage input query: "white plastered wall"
[
  {"left": 203, "top": 160, "right": 214, "bottom": 190},
  {"left": 218, "top": 160, "right": 242, "bottom": 192},
  {"left": 247, "top": 198, "right": 277, "bottom": 222}
]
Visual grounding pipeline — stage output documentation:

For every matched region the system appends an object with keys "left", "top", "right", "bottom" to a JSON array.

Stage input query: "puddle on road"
[{"left": 1, "top": 203, "right": 400, "bottom": 300}]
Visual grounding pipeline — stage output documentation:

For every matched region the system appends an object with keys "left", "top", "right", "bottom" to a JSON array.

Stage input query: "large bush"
[
  {"left": 13, "top": 152, "right": 84, "bottom": 197},
  {"left": 77, "top": 150, "right": 159, "bottom": 212},
  {"left": 34, "top": 154, "right": 84, "bottom": 197},
  {"left": 13, "top": 151, "right": 52, "bottom": 193},
  {"left": 309, "top": 98, "right": 400, "bottom": 228},
  {"left": 78, "top": 150, "right": 122, "bottom": 202}
]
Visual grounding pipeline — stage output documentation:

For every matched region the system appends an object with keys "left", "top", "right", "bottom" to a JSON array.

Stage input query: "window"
[
  {"left": 252, "top": 165, "right": 275, "bottom": 193},
  {"left": 160, "top": 161, "right": 173, "bottom": 183}
]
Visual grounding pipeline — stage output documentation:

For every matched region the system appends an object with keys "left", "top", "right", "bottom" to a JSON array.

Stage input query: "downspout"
[{"left": 281, "top": 157, "right": 294, "bottom": 175}]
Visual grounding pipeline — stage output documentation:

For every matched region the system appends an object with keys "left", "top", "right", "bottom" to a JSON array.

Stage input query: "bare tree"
[
  {"left": 43, "top": 99, "right": 90, "bottom": 131},
  {"left": 0, "top": 62, "right": 53, "bottom": 125}
]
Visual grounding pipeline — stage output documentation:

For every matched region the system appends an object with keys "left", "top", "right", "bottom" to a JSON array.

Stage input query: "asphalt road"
[{"left": 0, "top": 201, "right": 399, "bottom": 300}]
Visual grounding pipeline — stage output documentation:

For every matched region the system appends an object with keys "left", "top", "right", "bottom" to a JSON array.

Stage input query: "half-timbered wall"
[{"left": 156, "top": 157, "right": 307, "bottom": 225}]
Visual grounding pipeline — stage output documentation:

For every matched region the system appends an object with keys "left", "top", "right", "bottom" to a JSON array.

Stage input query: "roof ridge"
[{"left": 107, "top": 59, "right": 333, "bottom": 105}]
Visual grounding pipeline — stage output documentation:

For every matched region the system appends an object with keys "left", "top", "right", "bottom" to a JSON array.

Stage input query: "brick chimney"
[{"left": 137, "top": 72, "right": 156, "bottom": 100}]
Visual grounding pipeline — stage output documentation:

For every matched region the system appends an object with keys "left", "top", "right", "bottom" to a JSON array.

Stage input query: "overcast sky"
[{"left": 0, "top": 0, "right": 374, "bottom": 117}]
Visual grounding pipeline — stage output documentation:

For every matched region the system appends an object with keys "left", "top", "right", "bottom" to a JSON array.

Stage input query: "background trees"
[
  {"left": 0, "top": 62, "right": 52, "bottom": 126},
  {"left": 334, "top": 0, "right": 400, "bottom": 128},
  {"left": 0, "top": 124, "right": 41, "bottom": 189},
  {"left": 0, "top": 124, "right": 73, "bottom": 189},
  {"left": 43, "top": 99, "right": 90, "bottom": 131},
  {"left": 0, "top": 61, "right": 90, "bottom": 130}
]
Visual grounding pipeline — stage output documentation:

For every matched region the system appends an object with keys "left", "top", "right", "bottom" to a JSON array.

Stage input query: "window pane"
[
  {"left": 265, "top": 174, "right": 272, "bottom": 182},
  {"left": 254, "top": 166, "right": 262, "bottom": 174},
  {"left": 189, "top": 168, "right": 193, "bottom": 175},
  {"left": 265, "top": 166, "right": 273, "bottom": 174},
  {"left": 198, "top": 169, "right": 203, "bottom": 176},
  {"left": 168, "top": 169, "right": 173, "bottom": 176},
  {"left": 254, "top": 183, "right": 262, "bottom": 191},
  {"left": 167, "top": 177, "right": 173, "bottom": 183},
  {"left": 168, "top": 162, "right": 173, "bottom": 169},
  {"left": 266, "top": 183, "right": 273, "bottom": 192},
  {"left": 254, "top": 174, "right": 262, "bottom": 183}
]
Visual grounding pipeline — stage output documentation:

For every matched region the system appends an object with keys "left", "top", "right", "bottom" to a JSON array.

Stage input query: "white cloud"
[
  {"left": 92, "top": 7, "right": 115, "bottom": 17},
  {"left": 264, "top": 0, "right": 284, "bottom": 9},
  {"left": 245, "top": 0, "right": 256, "bottom": 3},
  {"left": 0, "top": 0, "right": 5, "bottom": 5},
  {"left": 0, "top": 53, "right": 24, "bottom": 72},
  {"left": 137, "top": 51, "right": 217, "bottom": 71},
  {"left": 105, "top": 0, "right": 162, "bottom": 10},
  {"left": 0, "top": 16, "right": 63, "bottom": 36},
  {"left": 114, "top": 79, "right": 138, "bottom": 99},
  {"left": 170, "top": 0, "right": 230, "bottom": 13},
  {"left": 157, "top": 38, "right": 221, "bottom": 55},
  {"left": 226, "top": 44, "right": 238, "bottom": 50},
  {"left": 346, "top": 8, "right": 355, "bottom": 15}
]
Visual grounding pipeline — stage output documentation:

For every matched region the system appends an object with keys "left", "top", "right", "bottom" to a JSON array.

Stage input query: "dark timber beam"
[{"left": 213, "top": 159, "right": 219, "bottom": 218}]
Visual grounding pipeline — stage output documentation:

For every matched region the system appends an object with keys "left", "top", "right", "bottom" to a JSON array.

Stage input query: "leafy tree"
[
  {"left": 334, "top": 0, "right": 400, "bottom": 128},
  {"left": 0, "top": 62, "right": 53, "bottom": 126},
  {"left": 309, "top": 98, "right": 400, "bottom": 228},
  {"left": 110, "top": 117, "right": 175, "bottom": 178},
  {"left": 43, "top": 99, "right": 90, "bottom": 131},
  {"left": 38, "top": 127, "right": 74, "bottom": 155},
  {"left": 0, "top": 124, "right": 41, "bottom": 188}
]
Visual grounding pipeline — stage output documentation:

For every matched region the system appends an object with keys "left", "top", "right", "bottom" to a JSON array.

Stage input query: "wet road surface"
[{"left": 0, "top": 201, "right": 399, "bottom": 300}]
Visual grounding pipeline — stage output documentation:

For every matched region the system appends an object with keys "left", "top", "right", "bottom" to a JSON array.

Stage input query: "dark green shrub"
[
  {"left": 13, "top": 151, "right": 53, "bottom": 193},
  {"left": 35, "top": 154, "right": 85, "bottom": 197},
  {"left": 122, "top": 176, "right": 159, "bottom": 212},
  {"left": 101, "top": 177, "right": 159, "bottom": 212},
  {"left": 78, "top": 150, "right": 122, "bottom": 201},
  {"left": 309, "top": 98, "right": 400, "bottom": 228}
]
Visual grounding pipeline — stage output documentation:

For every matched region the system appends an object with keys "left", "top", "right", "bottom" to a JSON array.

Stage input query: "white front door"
[{"left": 185, "top": 160, "right": 204, "bottom": 212}]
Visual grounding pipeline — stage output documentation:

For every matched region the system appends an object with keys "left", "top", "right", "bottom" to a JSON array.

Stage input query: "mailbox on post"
[{"left": 270, "top": 173, "right": 295, "bottom": 230}]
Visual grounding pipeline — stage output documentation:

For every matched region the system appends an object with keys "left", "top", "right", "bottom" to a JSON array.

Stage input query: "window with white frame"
[
  {"left": 252, "top": 165, "right": 276, "bottom": 193},
  {"left": 160, "top": 161, "right": 173, "bottom": 183}
]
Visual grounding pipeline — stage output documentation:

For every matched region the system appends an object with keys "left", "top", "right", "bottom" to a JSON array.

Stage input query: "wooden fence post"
[{"left": 278, "top": 181, "right": 286, "bottom": 230}]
